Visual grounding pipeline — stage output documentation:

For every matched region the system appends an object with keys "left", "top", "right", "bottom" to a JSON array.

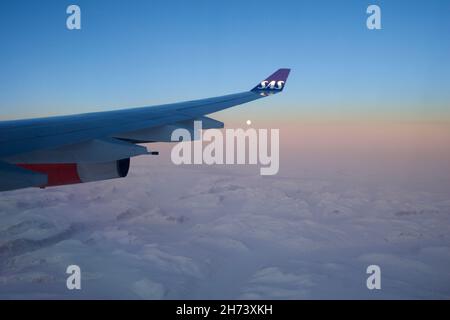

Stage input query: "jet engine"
[{"left": 17, "top": 158, "right": 130, "bottom": 187}]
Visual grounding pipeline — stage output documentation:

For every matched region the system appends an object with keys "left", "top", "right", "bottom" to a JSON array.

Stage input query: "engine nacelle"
[{"left": 17, "top": 158, "right": 130, "bottom": 187}]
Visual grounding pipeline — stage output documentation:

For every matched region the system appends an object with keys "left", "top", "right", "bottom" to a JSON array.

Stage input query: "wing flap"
[
  {"left": 3, "top": 138, "right": 149, "bottom": 164},
  {"left": 115, "top": 116, "right": 224, "bottom": 143}
]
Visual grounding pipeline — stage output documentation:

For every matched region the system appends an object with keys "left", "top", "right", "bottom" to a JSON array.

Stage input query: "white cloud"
[{"left": 1, "top": 159, "right": 450, "bottom": 299}]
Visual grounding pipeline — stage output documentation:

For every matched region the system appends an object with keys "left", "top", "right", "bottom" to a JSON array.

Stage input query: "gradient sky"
[{"left": 0, "top": 0, "right": 449, "bottom": 121}]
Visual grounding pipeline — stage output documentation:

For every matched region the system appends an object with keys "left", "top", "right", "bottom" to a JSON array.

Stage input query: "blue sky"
[{"left": 0, "top": 0, "right": 449, "bottom": 121}]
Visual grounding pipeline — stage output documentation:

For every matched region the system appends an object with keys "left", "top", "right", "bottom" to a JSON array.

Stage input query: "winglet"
[{"left": 251, "top": 68, "right": 291, "bottom": 95}]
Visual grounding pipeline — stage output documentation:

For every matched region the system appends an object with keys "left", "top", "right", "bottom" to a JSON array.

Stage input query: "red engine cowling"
[{"left": 16, "top": 158, "right": 130, "bottom": 187}]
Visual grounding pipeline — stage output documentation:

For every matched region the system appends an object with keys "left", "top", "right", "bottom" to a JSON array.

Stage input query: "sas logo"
[{"left": 257, "top": 80, "right": 285, "bottom": 90}]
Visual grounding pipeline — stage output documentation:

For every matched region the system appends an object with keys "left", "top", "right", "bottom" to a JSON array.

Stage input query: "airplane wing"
[{"left": 0, "top": 68, "right": 290, "bottom": 191}]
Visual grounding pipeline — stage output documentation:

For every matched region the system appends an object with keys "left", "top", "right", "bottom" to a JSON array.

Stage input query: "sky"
[{"left": 0, "top": 0, "right": 449, "bottom": 121}]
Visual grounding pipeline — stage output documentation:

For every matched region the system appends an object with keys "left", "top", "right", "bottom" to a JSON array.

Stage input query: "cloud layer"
[{"left": 0, "top": 152, "right": 450, "bottom": 299}]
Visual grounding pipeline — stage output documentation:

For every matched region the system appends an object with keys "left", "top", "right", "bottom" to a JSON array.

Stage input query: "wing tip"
[{"left": 251, "top": 68, "right": 291, "bottom": 94}]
